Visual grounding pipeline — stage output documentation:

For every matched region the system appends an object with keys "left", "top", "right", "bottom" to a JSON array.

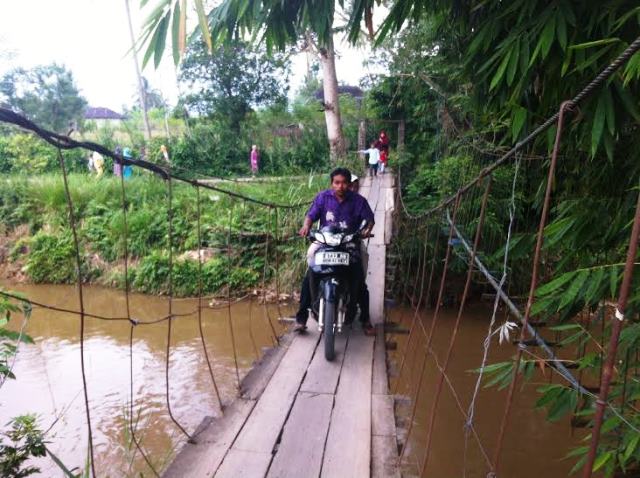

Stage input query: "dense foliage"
[
  {"left": 0, "top": 133, "right": 86, "bottom": 175},
  {"left": 369, "top": 2, "right": 640, "bottom": 475},
  {"left": 179, "top": 40, "right": 290, "bottom": 130},
  {"left": 0, "top": 64, "right": 87, "bottom": 133}
]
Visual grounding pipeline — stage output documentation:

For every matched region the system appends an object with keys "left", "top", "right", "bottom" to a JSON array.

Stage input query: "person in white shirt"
[{"left": 359, "top": 142, "right": 381, "bottom": 177}]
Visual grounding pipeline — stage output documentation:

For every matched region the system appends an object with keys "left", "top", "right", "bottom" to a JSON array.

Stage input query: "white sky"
[{"left": 0, "top": 0, "right": 386, "bottom": 113}]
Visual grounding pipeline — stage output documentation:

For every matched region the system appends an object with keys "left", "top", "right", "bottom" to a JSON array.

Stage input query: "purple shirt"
[{"left": 306, "top": 189, "right": 374, "bottom": 231}]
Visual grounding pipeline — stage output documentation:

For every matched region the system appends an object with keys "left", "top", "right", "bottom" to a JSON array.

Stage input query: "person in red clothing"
[{"left": 376, "top": 130, "right": 390, "bottom": 174}]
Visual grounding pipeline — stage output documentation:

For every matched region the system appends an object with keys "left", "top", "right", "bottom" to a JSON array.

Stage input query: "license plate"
[{"left": 315, "top": 251, "right": 349, "bottom": 266}]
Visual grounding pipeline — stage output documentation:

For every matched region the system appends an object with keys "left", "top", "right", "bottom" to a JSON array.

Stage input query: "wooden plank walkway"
[
  {"left": 359, "top": 173, "right": 395, "bottom": 325},
  {"left": 163, "top": 175, "right": 399, "bottom": 478}
]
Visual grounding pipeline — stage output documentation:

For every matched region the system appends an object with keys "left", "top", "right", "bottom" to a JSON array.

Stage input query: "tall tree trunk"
[
  {"left": 318, "top": 35, "right": 346, "bottom": 162},
  {"left": 124, "top": 0, "right": 152, "bottom": 142},
  {"left": 397, "top": 118, "right": 406, "bottom": 152}
]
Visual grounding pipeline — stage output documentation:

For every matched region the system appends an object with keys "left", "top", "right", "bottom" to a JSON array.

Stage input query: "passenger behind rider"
[{"left": 294, "top": 167, "right": 375, "bottom": 335}]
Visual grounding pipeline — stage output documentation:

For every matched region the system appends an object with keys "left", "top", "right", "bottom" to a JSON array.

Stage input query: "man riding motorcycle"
[{"left": 294, "top": 167, "right": 375, "bottom": 335}]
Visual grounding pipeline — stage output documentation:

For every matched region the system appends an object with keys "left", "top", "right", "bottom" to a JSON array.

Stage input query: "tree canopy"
[
  {"left": 178, "top": 39, "right": 289, "bottom": 129},
  {"left": 0, "top": 64, "right": 87, "bottom": 133}
]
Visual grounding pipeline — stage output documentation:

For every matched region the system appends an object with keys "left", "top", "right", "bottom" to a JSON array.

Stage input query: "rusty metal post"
[
  {"left": 581, "top": 191, "right": 640, "bottom": 477},
  {"left": 421, "top": 176, "right": 492, "bottom": 475},
  {"left": 491, "top": 101, "right": 573, "bottom": 475},
  {"left": 398, "top": 192, "right": 462, "bottom": 468}
]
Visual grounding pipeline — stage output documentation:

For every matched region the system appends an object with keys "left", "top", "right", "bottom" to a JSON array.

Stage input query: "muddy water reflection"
[
  {"left": 389, "top": 305, "right": 586, "bottom": 478},
  {"left": 0, "top": 282, "right": 289, "bottom": 476}
]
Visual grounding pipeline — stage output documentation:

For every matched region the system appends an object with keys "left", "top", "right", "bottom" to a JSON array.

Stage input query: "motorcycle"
[{"left": 308, "top": 222, "right": 369, "bottom": 361}]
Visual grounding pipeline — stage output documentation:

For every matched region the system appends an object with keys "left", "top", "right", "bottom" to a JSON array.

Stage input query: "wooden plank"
[
  {"left": 163, "top": 398, "right": 256, "bottom": 478},
  {"left": 384, "top": 208, "right": 394, "bottom": 245},
  {"left": 370, "top": 211, "right": 386, "bottom": 246},
  {"left": 367, "top": 245, "right": 386, "bottom": 325},
  {"left": 267, "top": 392, "right": 334, "bottom": 478},
  {"left": 372, "top": 435, "right": 401, "bottom": 478},
  {"left": 372, "top": 325, "right": 388, "bottom": 395},
  {"left": 300, "top": 331, "right": 349, "bottom": 394},
  {"left": 215, "top": 449, "right": 272, "bottom": 478},
  {"left": 231, "top": 329, "right": 320, "bottom": 454},
  {"left": 241, "top": 333, "right": 293, "bottom": 400},
  {"left": 321, "top": 332, "right": 374, "bottom": 478},
  {"left": 372, "top": 394, "right": 396, "bottom": 437},
  {"left": 365, "top": 176, "right": 380, "bottom": 207}
]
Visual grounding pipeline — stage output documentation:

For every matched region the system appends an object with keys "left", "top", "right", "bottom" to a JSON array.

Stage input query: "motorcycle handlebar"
[{"left": 305, "top": 232, "right": 375, "bottom": 241}]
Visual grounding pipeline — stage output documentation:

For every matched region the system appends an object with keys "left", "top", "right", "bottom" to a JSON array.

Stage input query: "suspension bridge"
[
  {"left": 0, "top": 35, "right": 639, "bottom": 478},
  {"left": 161, "top": 173, "right": 397, "bottom": 478}
]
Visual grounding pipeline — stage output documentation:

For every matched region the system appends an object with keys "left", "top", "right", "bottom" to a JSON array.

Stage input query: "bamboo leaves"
[
  {"left": 591, "top": 91, "right": 607, "bottom": 157},
  {"left": 511, "top": 106, "right": 527, "bottom": 139},
  {"left": 535, "top": 385, "right": 579, "bottom": 423},
  {"left": 591, "top": 87, "right": 616, "bottom": 158},
  {"left": 489, "top": 48, "right": 512, "bottom": 92},
  {"left": 533, "top": 264, "right": 621, "bottom": 320}
]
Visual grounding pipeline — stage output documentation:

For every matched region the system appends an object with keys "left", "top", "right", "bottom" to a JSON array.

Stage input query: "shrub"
[{"left": 25, "top": 231, "right": 77, "bottom": 284}]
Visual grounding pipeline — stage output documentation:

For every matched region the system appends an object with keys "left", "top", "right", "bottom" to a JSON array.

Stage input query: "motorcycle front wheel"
[{"left": 321, "top": 297, "right": 336, "bottom": 361}]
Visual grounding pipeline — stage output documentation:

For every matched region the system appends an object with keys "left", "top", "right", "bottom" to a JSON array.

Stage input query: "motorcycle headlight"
[
  {"left": 314, "top": 231, "right": 325, "bottom": 243},
  {"left": 324, "top": 233, "right": 342, "bottom": 246},
  {"left": 342, "top": 233, "right": 355, "bottom": 244}
]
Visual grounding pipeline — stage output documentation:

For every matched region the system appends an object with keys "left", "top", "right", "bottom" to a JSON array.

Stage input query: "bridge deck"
[{"left": 163, "top": 175, "right": 398, "bottom": 478}]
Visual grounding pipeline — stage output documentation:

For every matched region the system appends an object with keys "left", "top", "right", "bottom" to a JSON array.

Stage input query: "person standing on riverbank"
[
  {"left": 122, "top": 148, "right": 133, "bottom": 180},
  {"left": 250, "top": 145, "right": 259, "bottom": 176},
  {"left": 92, "top": 152, "right": 105, "bottom": 178},
  {"left": 114, "top": 146, "right": 122, "bottom": 177}
]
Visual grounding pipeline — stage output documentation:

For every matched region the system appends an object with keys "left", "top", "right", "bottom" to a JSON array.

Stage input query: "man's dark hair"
[{"left": 330, "top": 167, "right": 352, "bottom": 183}]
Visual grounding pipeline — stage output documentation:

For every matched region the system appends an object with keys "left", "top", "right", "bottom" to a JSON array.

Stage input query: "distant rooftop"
[
  {"left": 314, "top": 85, "right": 364, "bottom": 100},
  {"left": 85, "top": 107, "right": 125, "bottom": 120}
]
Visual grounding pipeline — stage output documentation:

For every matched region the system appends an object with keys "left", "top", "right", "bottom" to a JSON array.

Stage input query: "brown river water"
[
  {"left": 0, "top": 282, "right": 288, "bottom": 476},
  {"left": 388, "top": 305, "right": 589, "bottom": 478},
  {"left": 1, "top": 283, "right": 587, "bottom": 477}
]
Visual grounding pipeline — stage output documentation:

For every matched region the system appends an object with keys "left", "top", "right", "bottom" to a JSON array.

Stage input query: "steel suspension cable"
[
  {"left": 164, "top": 174, "right": 193, "bottom": 441},
  {"left": 195, "top": 186, "right": 223, "bottom": 411},
  {"left": 0, "top": 107, "right": 308, "bottom": 211},
  {"left": 421, "top": 176, "right": 493, "bottom": 476},
  {"left": 118, "top": 153, "right": 160, "bottom": 476},
  {"left": 393, "top": 224, "right": 431, "bottom": 395},
  {"left": 240, "top": 200, "right": 260, "bottom": 360},
  {"left": 393, "top": 36, "right": 640, "bottom": 221},
  {"left": 226, "top": 208, "right": 241, "bottom": 390},
  {"left": 491, "top": 102, "right": 572, "bottom": 474},
  {"left": 261, "top": 207, "right": 280, "bottom": 346},
  {"left": 56, "top": 148, "right": 96, "bottom": 478},
  {"left": 398, "top": 193, "right": 461, "bottom": 468}
]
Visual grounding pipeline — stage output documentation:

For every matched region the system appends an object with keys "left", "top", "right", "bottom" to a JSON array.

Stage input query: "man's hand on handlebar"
[
  {"left": 299, "top": 225, "right": 311, "bottom": 237},
  {"left": 299, "top": 217, "right": 313, "bottom": 237},
  {"left": 361, "top": 223, "right": 374, "bottom": 238}
]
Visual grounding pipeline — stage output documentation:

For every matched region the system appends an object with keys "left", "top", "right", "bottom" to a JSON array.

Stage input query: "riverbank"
[{"left": 0, "top": 173, "right": 320, "bottom": 297}]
